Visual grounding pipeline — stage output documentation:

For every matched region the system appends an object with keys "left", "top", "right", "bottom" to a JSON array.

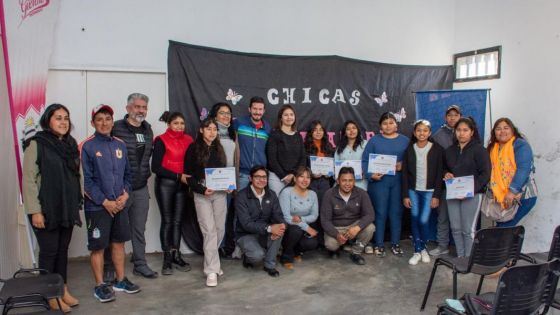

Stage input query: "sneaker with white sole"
[
  {"left": 429, "top": 246, "right": 449, "bottom": 256},
  {"left": 421, "top": 249, "right": 431, "bottom": 263},
  {"left": 364, "top": 245, "right": 374, "bottom": 255},
  {"left": 408, "top": 253, "right": 422, "bottom": 265},
  {"left": 206, "top": 273, "right": 218, "bottom": 287}
]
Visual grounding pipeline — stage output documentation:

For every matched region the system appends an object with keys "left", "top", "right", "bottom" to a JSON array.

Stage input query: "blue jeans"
[
  {"left": 368, "top": 174, "right": 403, "bottom": 247},
  {"left": 496, "top": 197, "right": 537, "bottom": 227},
  {"left": 408, "top": 190, "right": 433, "bottom": 253},
  {"left": 238, "top": 172, "right": 250, "bottom": 190}
]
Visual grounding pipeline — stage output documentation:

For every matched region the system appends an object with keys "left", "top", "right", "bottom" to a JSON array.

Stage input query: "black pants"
[
  {"left": 280, "top": 224, "right": 319, "bottom": 263},
  {"left": 34, "top": 225, "right": 74, "bottom": 282},
  {"left": 155, "top": 177, "right": 188, "bottom": 251}
]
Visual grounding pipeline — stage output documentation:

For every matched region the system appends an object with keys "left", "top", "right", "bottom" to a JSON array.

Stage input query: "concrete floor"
[{"left": 61, "top": 240, "right": 533, "bottom": 315}]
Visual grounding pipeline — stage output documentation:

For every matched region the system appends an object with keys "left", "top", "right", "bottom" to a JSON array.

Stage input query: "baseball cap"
[
  {"left": 446, "top": 104, "right": 461, "bottom": 115},
  {"left": 91, "top": 104, "right": 114, "bottom": 120}
]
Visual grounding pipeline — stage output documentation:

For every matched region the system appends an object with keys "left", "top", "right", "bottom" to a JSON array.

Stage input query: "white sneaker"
[
  {"left": 206, "top": 273, "right": 218, "bottom": 287},
  {"left": 408, "top": 253, "right": 422, "bottom": 265},
  {"left": 218, "top": 269, "right": 224, "bottom": 276},
  {"left": 364, "top": 245, "right": 374, "bottom": 254},
  {"left": 421, "top": 249, "right": 431, "bottom": 263}
]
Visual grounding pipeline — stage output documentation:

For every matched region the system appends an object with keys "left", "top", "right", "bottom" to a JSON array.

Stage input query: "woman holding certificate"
[
  {"left": 304, "top": 120, "right": 335, "bottom": 205},
  {"left": 401, "top": 120, "right": 444, "bottom": 265},
  {"left": 362, "top": 112, "right": 409, "bottom": 257},
  {"left": 184, "top": 118, "right": 228, "bottom": 287},
  {"left": 278, "top": 166, "right": 319, "bottom": 269},
  {"left": 266, "top": 105, "right": 307, "bottom": 196},
  {"left": 443, "top": 117, "right": 490, "bottom": 258},
  {"left": 335, "top": 120, "right": 367, "bottom": 190},
  {"left": 152, "top": 112, "right": 193, "bottom": 275},
  {"left": 487, "top": 118, "right": 537, "bottom": 227}
]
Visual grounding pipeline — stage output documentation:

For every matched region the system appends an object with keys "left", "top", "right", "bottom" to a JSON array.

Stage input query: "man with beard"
[
  {"left": 233, "top": 97, "right": 272, "bottom": 189},
  {"left": 104, "top": 93, "right": 158, "bottom": 280}
]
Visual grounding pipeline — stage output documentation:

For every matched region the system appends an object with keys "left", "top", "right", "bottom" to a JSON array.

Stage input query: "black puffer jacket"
[{"left": 112, "top": 116, "right": 153, "bottom": 190}]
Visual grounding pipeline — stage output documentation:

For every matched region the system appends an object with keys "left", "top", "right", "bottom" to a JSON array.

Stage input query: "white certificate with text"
[
  {"left": 445, "top": 175, "right": 475, "bottom": 200},
  {"left": 367, "top": 154, "right": 397, "bottom": 175},
  {"left": 205, "top": 167, "right": 237, "bottom": 191},
  {"left": 310, "top": 156, "right": 335, "bottom": 176},
  {"left": 334, "top": 160, "right": 363, "bottom": 180}
]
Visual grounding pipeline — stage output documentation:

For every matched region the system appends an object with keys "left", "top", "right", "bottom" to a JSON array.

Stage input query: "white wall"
[
  {"left": 453, "top": 0, "right": 560, "bottom": 252},
  {"left": 47, "top": 0, "right": 457, "bottom": 257}
]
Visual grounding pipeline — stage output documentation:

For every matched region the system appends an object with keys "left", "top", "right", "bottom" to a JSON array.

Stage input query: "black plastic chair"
[
  {"left": 0, "top": 269, "right": 64, "bottom": 315},
  {"left": 420, "top": 226, "right": 525, "bottom": 311},
  {"left": 437, "top": 259, "right": 560, "bottom": 315},
  {"left": 3, "top": 293, "right": 63, "bottom": 314},
  {"left": 519, "top": 225, "right": 560, "bottom": 310}
]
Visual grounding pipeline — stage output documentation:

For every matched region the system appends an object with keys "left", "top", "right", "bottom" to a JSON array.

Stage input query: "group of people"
[{"left": 22, "top": 93, "right": 538, "bottom": 311}]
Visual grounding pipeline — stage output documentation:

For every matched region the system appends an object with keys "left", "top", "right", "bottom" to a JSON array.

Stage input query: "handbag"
[{"left": 480, "top": 188, "right": 520, "bottom": 223}]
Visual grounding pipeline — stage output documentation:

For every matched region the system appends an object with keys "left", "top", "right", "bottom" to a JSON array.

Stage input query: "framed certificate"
[
  {"left": 367, "top": 154, "right": 397, "bottom": 175},
  {"left": 309, "top": 156, "right": 334, "bottom": 176},
  {"left": 205, "top": 167, "right": 237, "bottom": 191},
  {"left": 445, "top": 175, "right": 475, "bottom": 200},
  {"left": 334, "top": 160, "right": 362, "bottom": 180}
]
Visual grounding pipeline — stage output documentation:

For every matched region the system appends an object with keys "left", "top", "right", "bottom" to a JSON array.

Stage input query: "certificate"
[
  {"left": 205, "top": 167, "right": 237, "bottom": 191},
  {"left": 367, "top": 154, "right": 397, "bottom": 175},
  {"left": 309, "top": 156, "right": 334, "bottom": 176},
  {"left": 334, "top": 160, "right": 362, "bottom": 180},
  {"left": 445, "top": 175, "right": 475, "bottom": 200}
]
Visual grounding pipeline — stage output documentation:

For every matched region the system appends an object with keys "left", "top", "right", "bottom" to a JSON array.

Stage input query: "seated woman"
[
  {"left": 278, "top": 166, "right": 319, "bottom": 269},
  {"left": 487, "top": 118, "right": 538, "bottom": 227}
]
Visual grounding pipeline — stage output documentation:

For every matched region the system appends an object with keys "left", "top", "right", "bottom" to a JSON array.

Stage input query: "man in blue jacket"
[
  {"left": 81, "top": 104, "right": 140, "bottom": 303},
  {"left": 233, "top": 97, "right": 271, "bottom": 189}
]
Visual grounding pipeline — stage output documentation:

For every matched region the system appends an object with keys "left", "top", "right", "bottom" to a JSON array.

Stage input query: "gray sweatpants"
[
  {"left": 435, "top": 193, "right": 450, "bottom": 247},
  {"left": 237, "top": 234, "right": 283, "bottom": 269},
  {"left": 447, "top": 193, "right": 482, "bottom": 257}
]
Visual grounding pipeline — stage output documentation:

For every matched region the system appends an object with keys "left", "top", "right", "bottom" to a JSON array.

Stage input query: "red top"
[{"left": 156, "top": 128, "right": 193, "bottom": 174}]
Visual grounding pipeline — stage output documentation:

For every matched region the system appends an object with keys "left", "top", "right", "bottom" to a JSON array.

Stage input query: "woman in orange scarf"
[{"left": 487, "top": 118, "right": 538, "bottom": 227}]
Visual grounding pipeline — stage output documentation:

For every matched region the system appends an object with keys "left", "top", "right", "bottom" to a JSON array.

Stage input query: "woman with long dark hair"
[
  {"left": 335, "top": 120, "right": 367, "bottom": 190},
  {"left": 266, "top": 105, "right": 306, "bottom": 195},
  {"left": 152, "top": 111, "right": 193, "bottom": 275},
  {"left": 487, "top": 118, "right": 537, "bottom": 227},
  {"left": 362, "top": 112, "right": 409, "bottom": 257},
  {"left": 184, "top": 118, "right": 228, "bottom": 287},
  {"left": 23, "top": 103, "right": 82, "bottom": 312},
  {"left": 444, "top": 117, "right": 491, "bottom": 257},
  {"left": 401, "top": 120, "right": 444, "bottom": 265},
  {"left": 304, "top": 120, "right": 334, "bottom": 205}
]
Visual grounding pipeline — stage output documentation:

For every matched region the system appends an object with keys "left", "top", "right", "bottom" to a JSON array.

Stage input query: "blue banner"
[{"left": 415, "top": 89, "right": 488, "bottom": 141}]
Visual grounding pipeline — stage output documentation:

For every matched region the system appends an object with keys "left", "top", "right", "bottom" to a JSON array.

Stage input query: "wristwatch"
[{"left": 266, "top": 225, "right": 272, "bottom": 233}]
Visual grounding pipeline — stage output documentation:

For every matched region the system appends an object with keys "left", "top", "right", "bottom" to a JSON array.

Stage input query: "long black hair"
[
  {"left": 487, "top": 117, "right": 525, "bottom": 152},
  {"left": 336, "top": 120, "right": 363, "bottom": 154},
  {"left": 304, "top": 120, "right": 334, "bottom": 156},
  {"left": 208, "top": 102, "right": 236, "bottom": 140},
  {"left": 39, "top": 103, "right": 73, "bottom": 136},
  {"left": 454, "top": 117, "right": 482, "bottom": 144},
  {"left": 194, "top": 118, "right": 226, "bottom": 167}
]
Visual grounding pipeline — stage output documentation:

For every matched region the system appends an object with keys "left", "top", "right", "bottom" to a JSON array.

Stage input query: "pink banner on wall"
[{"left": 0, "top": 0, "right": 60, "bottom": 189}]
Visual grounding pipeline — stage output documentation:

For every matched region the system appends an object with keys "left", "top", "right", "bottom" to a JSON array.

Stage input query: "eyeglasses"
[{"left": 218, "top": 111, "right": 232, "bottom": 117}]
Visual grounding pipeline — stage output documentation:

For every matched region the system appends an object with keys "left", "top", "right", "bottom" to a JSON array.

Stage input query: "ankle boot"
[
  {"left": 62, "top": 285, "right": 79, "bottom": 307},
  {"left": 172, "top": 249, "right": 191, "bottom": 272},
  {"left": 162, "top": 251, "right": 173, "bottom": 275},
  {"left": 49, "top": 298, "right": 72, "bottom": 313}
]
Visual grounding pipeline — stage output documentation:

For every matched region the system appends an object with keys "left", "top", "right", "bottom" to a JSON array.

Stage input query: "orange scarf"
[{"left": 489, "top": 136, "right": 517, "bottom": 207}]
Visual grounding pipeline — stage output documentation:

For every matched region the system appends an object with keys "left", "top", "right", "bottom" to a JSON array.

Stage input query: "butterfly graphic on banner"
[
  {"left": 199, "top": 108, "right": 208, "bottom": 121},
  {"left": 226, "top": 89, "right": 243, "bottom": 105},
  {"left": 393, "top": 108, "right": 407, "bottom": 122},
  {"left": 374, "top": 91, "right": 388, "bottom": 107}
]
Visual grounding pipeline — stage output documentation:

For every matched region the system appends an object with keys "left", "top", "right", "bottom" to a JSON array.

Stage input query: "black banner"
[{"left": 168, "top": 40, "right": 453, "bottom": 140}]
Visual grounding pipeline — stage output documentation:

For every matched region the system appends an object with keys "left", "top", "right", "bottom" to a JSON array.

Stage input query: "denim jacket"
[{"left": 509, "top": 138, "right": 536, "bottom": 196}]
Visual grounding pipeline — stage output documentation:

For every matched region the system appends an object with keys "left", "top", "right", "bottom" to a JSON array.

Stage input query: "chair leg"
[
  {"left": 476, "top": 275, "right": 485, "bottom": 295},
  {"left": 420, "top": 261, "right": 440, "bottom": 311},
  {"left": 452, "top": 271, "right": 458, "bottom": 299}
]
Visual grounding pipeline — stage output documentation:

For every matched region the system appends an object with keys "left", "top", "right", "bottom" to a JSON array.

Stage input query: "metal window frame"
[{"left": 453, "top": 45, "right": 502, "bottom": 82}]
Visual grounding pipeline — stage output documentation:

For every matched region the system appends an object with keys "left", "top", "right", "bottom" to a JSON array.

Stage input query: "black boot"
[
  {"left": 162, "top": 251, "right": 173, "bottom": 276},
  {"left": 172, "top": 250, "right": 191, "bottom": 272}
]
